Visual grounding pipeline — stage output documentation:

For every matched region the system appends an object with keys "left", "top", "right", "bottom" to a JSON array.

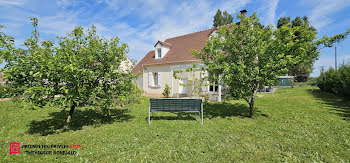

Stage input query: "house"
[
  {"left": 132, "top": 10, "right": 248, "bottom": 100},
  {"left": 119, "top": 56, "right": 134, "bottom": 72}
]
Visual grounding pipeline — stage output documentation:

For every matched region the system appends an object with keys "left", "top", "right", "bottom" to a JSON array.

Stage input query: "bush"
[
  {"left": 115, "top": 82, "right": 143, "bottom": 107},
  {"left": 0, "top": 85, "right": 7, "bottom": 98},
  {"left": 295, "top": 74, "right": 308, "bottom": 82},
  {"left": 308, "top": 77, "right": 318, "bottom": 86},
  {"left": 162, "top": 84, "right": 171, "bottom": 98},
  {"left": 318, "top": 65, "right": 350, "bottom": 98},
  {"left": 0, "top": 85, "right": 27, "bottom": 98}
]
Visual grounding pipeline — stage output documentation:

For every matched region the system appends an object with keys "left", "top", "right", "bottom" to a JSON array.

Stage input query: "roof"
[
  {"left": 132, "top": 27, "right": 215, "bottom": 74},
  {"left": 154, "top": 41, "right": 172, "bottom": 47}
]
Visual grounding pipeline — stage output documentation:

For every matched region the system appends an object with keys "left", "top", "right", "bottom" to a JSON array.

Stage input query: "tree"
[
  {"left": 223, "top": 11, "right": 234, "bottom": 25},
  {"left": 197, "top": 13, "right": 289, "bottom": 117},
  {"left": 213, "top": 9, "right": 234, "bottom": 27},
  {"left": 276, "top": 16, "right": 318, "bottom": 80},
  {"left": 196, "top": 12, "right": 349, "bottom": 117},
  {"left": 213, "top": 9, "right": 224, "bottom": 27},
  {"left": 0, "top": 18, "right": 138, "bottom": 123},
  {"left": 277, "top": 17, "right": 290, "bottom": 28},
  {"left": 173, "top": 64, "right": 207, "bottom": 97}
]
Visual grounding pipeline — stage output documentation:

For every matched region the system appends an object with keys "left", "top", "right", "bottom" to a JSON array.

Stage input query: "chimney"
[
  {"left": 240, "top": 9, "right": 247, "bottom": 23},
  {"left": 240, "top": 9, "right": 247, "bottom": 17}
]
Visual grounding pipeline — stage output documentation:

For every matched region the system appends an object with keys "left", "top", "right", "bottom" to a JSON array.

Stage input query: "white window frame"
[
  {"left": 157, "top": 48, "right": 162, "bottom": 59},
  {"left": 149, "top": 72, "right": 161, "bottom": 87}
]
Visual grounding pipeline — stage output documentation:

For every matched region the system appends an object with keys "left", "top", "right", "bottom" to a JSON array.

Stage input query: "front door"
[{"left": 179, "top": 79, "right": 188, "bottom": 95}]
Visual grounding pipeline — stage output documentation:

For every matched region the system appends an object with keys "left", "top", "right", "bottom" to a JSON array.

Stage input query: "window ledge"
[{"left": 150, "top": 85, "right": 161, "bottom": 88}]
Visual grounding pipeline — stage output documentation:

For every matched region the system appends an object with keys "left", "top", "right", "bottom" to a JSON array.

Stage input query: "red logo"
[{"left": 9, "top": 142, "right": 20, "bottom": 155}]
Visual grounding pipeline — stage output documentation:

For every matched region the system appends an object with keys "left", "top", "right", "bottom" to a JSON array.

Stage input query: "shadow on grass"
[
  {"left": 204, "top": 102, "right": 251, "bottom": 119},
  {"left": 204, "top": 102, "right": 269, "bottom": 119},
  {"left": 309, "top": 89, "right": 350, "bottom": 121},
  {"left": 27, "top": 108, "right": 134, "bottom": 136}
]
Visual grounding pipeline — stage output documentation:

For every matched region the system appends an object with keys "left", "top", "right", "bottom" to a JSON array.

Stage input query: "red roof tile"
[
  {"left": 132, "top": 28, "right": 215, "bottom": 74},
  {"left": 154, "top": 41, "right": 172, "bottom": 47}
]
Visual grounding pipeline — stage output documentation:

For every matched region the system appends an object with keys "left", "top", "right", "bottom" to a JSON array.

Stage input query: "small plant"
[
  {"left": 204, "top": 94, "right": 209, "bottom": 104},
  {"left": 162, "top": 84, "right": 171, "bottom": 98}
]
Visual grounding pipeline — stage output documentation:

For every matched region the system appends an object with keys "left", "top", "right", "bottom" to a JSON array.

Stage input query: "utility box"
[{"left": 276, "top": 76, "right": 294, "bottom": 86}]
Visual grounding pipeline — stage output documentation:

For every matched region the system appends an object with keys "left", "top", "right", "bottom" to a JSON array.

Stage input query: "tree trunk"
[
  {"left": 249, "top": 95, "right": 255, "bottom": 117},
  {"left": 66, "top": 103, "right": 75, "bottom": 123}
]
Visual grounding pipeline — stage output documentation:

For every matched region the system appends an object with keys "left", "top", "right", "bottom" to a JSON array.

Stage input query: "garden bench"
[{"left": 148, "top": 98, "right": 203, "bottom": 125}]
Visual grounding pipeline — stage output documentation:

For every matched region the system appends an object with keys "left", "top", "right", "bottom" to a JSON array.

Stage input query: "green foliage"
[
  {"left": 173, "top": 64, "right": 207, "bottom": 97},
  {"left": 115, "top": 83, "right": 143, "bottom": 107},
  {"left": 0, "top": 18, "right": 139, "bottom": 121},
  {"left": 317, "top": 29, "right": 350, "bottom": 48},
  {"left": 277, "top": 17, "right": 290, "bottom": 28},
  {"left": 213, "top": 9, "right": 223, "bottom": 27},
  {"left": 0, "top": 85, "right": 26, "bottom": 98},
  {"left": 222, "top": 11, "right": 233, "bottom": 25},
  {"left": 317, "top": 65, "right": 350, "bottom": 98},
  {"left": 197, "top": 12, "right": 290, "bottom": 116},
  {"left": 213, "top": 9, "right": 233, "bottom": 27},
  {"left": 276, "top": 16, "right": 318, "bottom": 79},
  {"left": 162, "top": 84, "right": 171, "bottom": 98},
  {"left": 0, "top": 85, "right": 7, "bottom": 98},
  {"left": 277, "top": 16, "right": 349, "bottom": 80}
]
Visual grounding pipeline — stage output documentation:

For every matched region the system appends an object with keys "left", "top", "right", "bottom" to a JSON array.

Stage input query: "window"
[
  {"left": 209, "top": 85, "right": 218, "bottom": 92},
  {"left": 148, "top": 72, "right": 161, "bottom": 87},
  {"left": 153, "top": 72, "right": 158, "bottom": 86},
  {"left": 157, "top": 48, "right": 161, "bottom": 58}
]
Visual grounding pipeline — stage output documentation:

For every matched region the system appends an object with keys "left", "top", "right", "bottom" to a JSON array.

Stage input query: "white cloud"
[
  {"left": 309, "top": 0, "right": 350, "bottom": 29},
  {"left": 0, "top": 0, "right": 252, "bottom": 62},
  {"left": 0, "top": 0, "right": 26, "bottom": 6},
  {"left": 259, "top": 0, "right": 279, "bottom": 26},
  {"left": 38, "top": 11, "right": 80, "bottom": 36}
]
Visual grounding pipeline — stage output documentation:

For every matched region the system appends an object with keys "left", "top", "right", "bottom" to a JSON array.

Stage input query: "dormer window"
[
  {"left": 157, "top": 48, "right": 162, "bottom": 58},
  {"left": 154, "top": 41, "right": 170, "bottom": 59}
]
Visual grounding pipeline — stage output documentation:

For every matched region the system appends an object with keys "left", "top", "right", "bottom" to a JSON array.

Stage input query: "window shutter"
[
  {"left": 148, "top": 72, "right": 152, "bottom": 87},
  {"left": 158, "top": 72, "right": 161, "bottom": 86}
]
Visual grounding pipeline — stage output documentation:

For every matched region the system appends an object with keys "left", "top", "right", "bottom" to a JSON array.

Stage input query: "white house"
[
  {"left": 132, "top": 27, "right": 223, "bottom": 101},
  {"left": 133, "top": 10, "right": 248, "bottom": 101}
]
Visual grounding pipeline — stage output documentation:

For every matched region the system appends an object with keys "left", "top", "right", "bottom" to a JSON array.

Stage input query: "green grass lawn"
[{"left": 1, "top": 87, "right": 349, "bottom": 162}]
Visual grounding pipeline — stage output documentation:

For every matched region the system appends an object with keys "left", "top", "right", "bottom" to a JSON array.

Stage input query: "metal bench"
[{"left": 148, "top": 98, "right": 203, "bottom": 125}]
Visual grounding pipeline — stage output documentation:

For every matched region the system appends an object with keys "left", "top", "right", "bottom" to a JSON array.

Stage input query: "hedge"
[{"left": 317, "top": 65, "right": 350, "bottom": 98}]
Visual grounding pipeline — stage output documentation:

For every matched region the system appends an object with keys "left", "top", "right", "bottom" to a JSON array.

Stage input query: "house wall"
[
  {"left": 136, "top": 76, "right": 143, "bottom": 89},
  {"left": 119, "top": 57, "right": 134, "bottom": 72},
  {"left": 143, "top": 64, "right": 172, "bottom": 94},
  {"left": 142, "top": 60, "right": 205, "bottom": 96}
]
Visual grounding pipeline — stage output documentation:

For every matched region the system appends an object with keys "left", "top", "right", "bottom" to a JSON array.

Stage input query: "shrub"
[
  {"left": 0, "top": 85, "right": 7, "bottom": 98},
  {"left": 308, "top": 77, "right": 318, "bottom": 86},
  {"left": 295, "top": 74, "right": 308, "bottom": 82},
  {"left": 162, "top": 84, "right": 171, "bottom": 98},
  {"left": 115, "top": 82, "right": 143, "bottom": 107},
  {"left": 0, "top": 85, "right": 25, "bottom": 98},
  {"left": 318, "top": 65, "right": 350, "bottom": 98}
]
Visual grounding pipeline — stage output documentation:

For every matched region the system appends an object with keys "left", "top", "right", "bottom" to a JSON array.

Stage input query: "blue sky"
[{"left": 0, "top": 0, "right": 349, "bottom": 77}]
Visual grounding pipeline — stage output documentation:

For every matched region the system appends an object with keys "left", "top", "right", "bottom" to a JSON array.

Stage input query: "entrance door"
[{"left": 179, "top": 79, "right": 188, "bottom": 95}]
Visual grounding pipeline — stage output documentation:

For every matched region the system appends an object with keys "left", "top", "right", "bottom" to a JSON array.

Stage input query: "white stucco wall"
[
  {"left": 154, "top": 44, "right": 170, "bottom": 59},
  {"left": 119, "top": 56, "right": 134, "bottom": 72},
  {"left": 142, "top": 61, "right": 206, "bottom": 96}
]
